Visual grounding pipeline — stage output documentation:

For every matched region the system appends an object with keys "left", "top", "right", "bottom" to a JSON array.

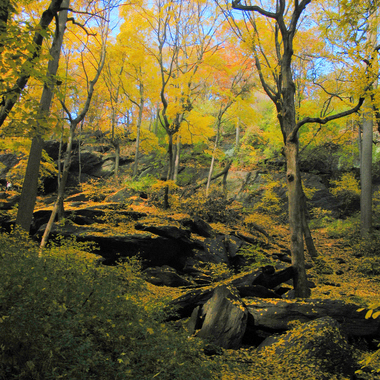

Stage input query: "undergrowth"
[{"left": 0, "top": 232, "right": 216, "bottom": 380}]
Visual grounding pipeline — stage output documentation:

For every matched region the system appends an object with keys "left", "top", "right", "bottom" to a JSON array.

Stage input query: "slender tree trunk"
[
  {"left": 133, "top": 93, "right": 144, "bottom": 178},
  {"left": 361, "top": 102, "right": 373, "bottom": 236},
  {"left": 154, "top": 104, "right": 159, "bottom": 135},
  {"left": 40, "top": 122, "right": 77, "bottom": 249},
  {"left": 15, "top": 0, "right": 69, "bottom": 232},
  {"left": 235, "top": 117, "right": 240, "bottom": 149},
  {"left": 167, "top": 133, "right": 174, "bottom": 180},
  {"left": 173, "top": 135, "right": 180, "bottom": 183},
  {"left": 206, "top": 123, "right": 220, "bottom": 196},
  {"left": 301, "top": 189, "right": 318, "bottom": 258},
  {"left": 78, "top": 118, "right": 84, "bottom": 184},
  {"left": 360, "top": 6, "right": 378, "bottom": 236},
  {"left": 222, "top": 160, "right": 231, "bottom": 197},
  {"left": 114, "top": 142, "right": 120, "bottom": 177}
]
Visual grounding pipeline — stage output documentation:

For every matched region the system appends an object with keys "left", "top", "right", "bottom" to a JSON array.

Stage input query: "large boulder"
[
  {"left": 195, "top": 285, "right": 248, "bottom": 349},
  {"left": 257, "top": 317, "right": 355, "bottom": 379},
  {"left": 246, "top": 298, "right": 380, "bottom": 338}
]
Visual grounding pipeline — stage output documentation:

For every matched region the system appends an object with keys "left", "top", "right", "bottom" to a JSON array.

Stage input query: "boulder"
[
  {"left": 180, "top": 216, "right": 214, "bottom": 238},
  {"left": 196, "top": 285, "right": 248, "bottom": 349},
  {"left": 168, "top": 267, "right": 295, "bottom": 320},
  {"left": 142, "top": 265, "right": 192, "bottom": 287},
  {"left": 192, "top": 235, "right": 230, "bottom": 265},
  {"left": 246, "top": 298, "right": 380, "bottom": 338},
  {"left": 257, "top": 317, "right": 355, "bottom": 379}
]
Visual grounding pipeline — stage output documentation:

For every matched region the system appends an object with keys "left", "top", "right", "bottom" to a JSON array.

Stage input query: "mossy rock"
[{"left": 258, "top": 316, "right": 355, "bottom": 379}]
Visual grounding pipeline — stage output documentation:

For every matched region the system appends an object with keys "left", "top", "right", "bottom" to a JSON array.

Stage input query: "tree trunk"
[
  {"left": 114, "top": 142, "right": 120, "bottom": 177},
  {"left": 235, "top": 117, "right": 240, "bottom": 149},
  {"left": 133, "top": 93, "right": 144, "bottom": 178},
  {"left": 78, "top": 118, "right": 84, "bottom": 184},
  {"left": 173, "top": 135, "right": 180, "bottom": 183},
  {"left": 301, "top": 190, "right": 318, "bottom": 258},
  {"left": 167, "top": 133, "right": 174, "bottom": 180},
  {"left": 285, "top": 140, "right": 310, "bottom": 298},
  {"left": 206, "top": 124, "right": 220, "bottom": 196},
  {"left": 15, "top": 135, "right": 44, "bottom": 231},
  {"left": 40, "top": 122, "right": 77, "bottom": 249},
  {"left": 360, "top": 102, "right": 373, "bottom": 236},
  {"left": 15, "top": 0, "right": 69, "bottom": 232}
]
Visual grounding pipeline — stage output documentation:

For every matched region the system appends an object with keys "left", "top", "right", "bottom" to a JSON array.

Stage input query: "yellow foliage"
[{"left": 330, "top": 172, "right": 360, "bottom": 197}]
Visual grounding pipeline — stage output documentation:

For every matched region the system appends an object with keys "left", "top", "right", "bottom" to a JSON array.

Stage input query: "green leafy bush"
[
  {"left": 175, "top": 187, "right": 240, "bottom": 225},
  {"left": 238, "top": 244, "right": 272, "bottom": 269},
  {"left": 0, "top": 233, "right": 216, "bottom": 379}
]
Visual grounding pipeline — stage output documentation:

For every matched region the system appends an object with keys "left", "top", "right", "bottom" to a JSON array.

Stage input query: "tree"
[
  {"left": 315, "top": 0, "right": 379, "bottom": 235},
  {"left": 40, "top": 0, "right": 113, "bottom": 249},
  {"left": 360, "top": 7, "right": 378, "bottom": 236},
  {"left": 15, "top": 0, "right": 70, "bottom": 232},
  {"left": 129, "top": 0, "right": 222, "bottom": 181},
  {"left": 224, "top": 0, "right": 373, "bottom": 297},
  {"left": 0, "top": 0, "right": 64, "bottom": 127},
  {"left": 204, "top": 45, "right": 254, "bottom": 196}
]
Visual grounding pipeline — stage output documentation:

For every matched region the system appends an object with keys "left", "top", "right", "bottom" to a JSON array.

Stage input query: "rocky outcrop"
[
  {"left": 194, "top": 285, "right": 248, "bottom": 349},
  {"left": 246, "top": 297, "right": 380, "bottom": 338}
]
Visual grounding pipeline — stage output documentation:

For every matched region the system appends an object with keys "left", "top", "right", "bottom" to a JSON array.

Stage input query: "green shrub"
[
  {"left": 174, "top": 187, "right": 240, "bottom": 225},
  {"left": 238, "top": 244, "right": 272, "bottom": 269},
  {"left": 0, "top": 233, "right": 216, "bottom": 379}
]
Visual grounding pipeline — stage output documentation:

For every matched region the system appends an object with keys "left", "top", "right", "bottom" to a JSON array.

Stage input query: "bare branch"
[
  {"left": 66, "top": 17, "right": 97, "bottom": 36},
  {"left": 291, "top": 96, "right": 365, "bottom": 141},
  {"left": 232, "top": 0, "right": 278, "bottom": 19}
]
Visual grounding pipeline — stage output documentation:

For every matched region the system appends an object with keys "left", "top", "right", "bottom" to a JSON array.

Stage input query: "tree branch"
[
  {"left": 232, "top": 0, "right": 278, "bottom": 19},
  {"left": 290, "top": 96, "right": 365, "bottom": 141}
]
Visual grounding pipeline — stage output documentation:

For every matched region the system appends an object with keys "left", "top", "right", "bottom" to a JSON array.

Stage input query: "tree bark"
[
  {"left": 301, "top": 188, "right": 318, "bottom": 258},
  {"left": 167, "top": 133, "right": 174, "bottom": 180},
  {"left": 285, "top": 140, "right": 310, "bottom": 298},
  {"left": 173, "top": 135, "right": 180, "bottom": 183},
  {"left": 360, "top": 102, "right": 373, "bottom": 236},
  {"left": 133, "top": 88, "right": 144, "bottom": 178},
  {"left": 206, "top": 124, "right": 220, "bottom": 196},
  {"left": 15, "top": 0, "right": 69, "bottom": 232}
]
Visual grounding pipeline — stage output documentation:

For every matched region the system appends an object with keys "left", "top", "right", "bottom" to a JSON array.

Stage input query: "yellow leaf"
[
  {"left": 365, "top": 310, "right": 373, "bottom": 319},
  {"left": 372, "top": 311, "right": 380, "bottom": 319}
]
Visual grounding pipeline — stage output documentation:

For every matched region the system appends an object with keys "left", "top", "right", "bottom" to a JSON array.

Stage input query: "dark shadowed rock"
[
  {"left": 142, "top": 265, "right": 192, "bottom": 287},
  {"left": 180, "top": 216, "right": 214, "bottom": 238},
  {"left": 135, "top": 223, "right": 192, "bottom": 241},
  {"left": 0, "top": 153, "right": 18, "bottom": 178},
  {"left": 237, "top": 285, "right": 281, "bottom": 299},
  {"left": 34, "top": 223, "right": 193, "bottom": 271},
  {"left": 192, "top": 235, "right": 230, "bottom": 265},
  {"left": 224, "top": 235, "right": 244, "bottom": 258},
  {"left": 196, "top": 285, "right": 248, "bottom": 349},
  {"left": 246, "top": 298, "right": 380, "bottom": 338}
]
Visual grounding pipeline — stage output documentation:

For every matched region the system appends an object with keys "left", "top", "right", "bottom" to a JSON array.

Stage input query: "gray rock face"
[{"left": 196, "top": 285, "right": 248, "bottom": 349}]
